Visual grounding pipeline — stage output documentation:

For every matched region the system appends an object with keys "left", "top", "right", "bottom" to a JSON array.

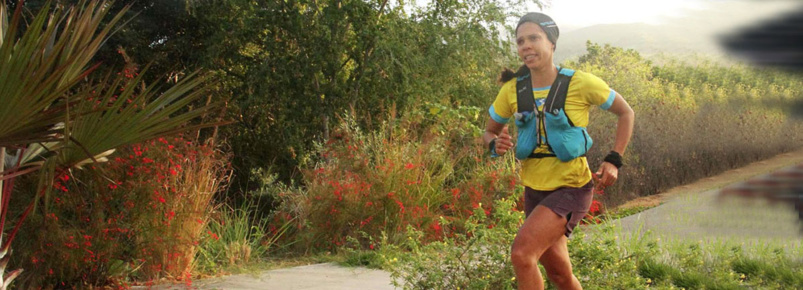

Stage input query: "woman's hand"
[
  {"left": 593, "top": 162, "right": 618, "bottom": 189},
  {"left": 494, "top": 125, "right": 515, "bottom": 155}
]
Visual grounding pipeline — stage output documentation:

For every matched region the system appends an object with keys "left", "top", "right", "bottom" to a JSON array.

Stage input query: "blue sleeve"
[
  {"left": 489, "top": 105, "right": 509, "bottom": 124},
  {"left": 600, "top": 90, "right": 616, "bottom": 110}
]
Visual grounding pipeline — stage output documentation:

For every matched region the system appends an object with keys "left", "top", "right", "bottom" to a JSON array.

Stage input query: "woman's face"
[{"left": 516, "top": 22, "right": 554, "bottom": 71}]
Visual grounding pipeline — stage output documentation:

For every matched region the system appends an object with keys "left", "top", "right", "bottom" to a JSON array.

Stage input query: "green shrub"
[
  {"left": 382, "top": 198, "right": 521, "bottom": 290},
  {"left": 637, "top": 259, "right": 675, "bottom": 284}
]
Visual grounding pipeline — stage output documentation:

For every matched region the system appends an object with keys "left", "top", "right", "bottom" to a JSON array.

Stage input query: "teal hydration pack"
[{"left": 513, "top": 68, "right": 593, "bottom": 162}]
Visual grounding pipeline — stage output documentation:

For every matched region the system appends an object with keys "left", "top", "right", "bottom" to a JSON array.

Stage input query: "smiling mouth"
[{"left": 524, "top": 55, "right": 536, "bottom": 61}]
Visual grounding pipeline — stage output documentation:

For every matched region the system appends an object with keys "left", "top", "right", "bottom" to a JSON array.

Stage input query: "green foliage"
[
  {"left": 637, "top": 258, "right": 675, "bottom": 283},
  {"left": 385, "top": 215, "right": 803, "bottom": 290},
  {"left": 0, "top": 0, "right": 127, "bottom": 147},
  {"left": 382, "top": 198, "right": 521, "bottom": 290},
  {"left": 12, "top": 0, "right": 212, "bottom": 83},
  {"left": 190, "top": 0, "right": 536, "bottom": 196}
]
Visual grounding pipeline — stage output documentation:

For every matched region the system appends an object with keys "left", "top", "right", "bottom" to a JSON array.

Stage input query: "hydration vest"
[{"left": 513, "top": 68, "right": 593, "bottom": 162}]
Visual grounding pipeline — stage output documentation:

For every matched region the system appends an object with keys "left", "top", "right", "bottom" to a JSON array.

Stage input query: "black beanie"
[{"left": 516, "top": 12, "right": 559, "bottom": 45}]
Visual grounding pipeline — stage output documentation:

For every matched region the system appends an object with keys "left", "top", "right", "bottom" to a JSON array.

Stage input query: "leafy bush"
[
  {"left": 271, "top": 105, "right": 518, "bottom": 251},
  {"left": 382, "top": 198, "right": 521, "bottom": 290},
  {"left": 10, "top": 137, "right": 229, "bottom": 287}
]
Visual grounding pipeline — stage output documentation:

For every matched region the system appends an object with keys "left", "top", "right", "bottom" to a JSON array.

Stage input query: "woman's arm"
[{"left": 594, "top": 92, "right": 634, "bottom": 188}]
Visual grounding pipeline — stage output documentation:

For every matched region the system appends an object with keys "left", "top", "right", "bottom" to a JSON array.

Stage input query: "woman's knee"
[
  {"left": 510, "top": 241, "right": 542, "bottom": 269},
  {"left": 510, "top": 248, "right": 534, "bottom": 269}
]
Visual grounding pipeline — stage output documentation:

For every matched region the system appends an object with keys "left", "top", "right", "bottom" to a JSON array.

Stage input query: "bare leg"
[
  {"left": 539, "top": 235, "right": 582, "bottom": 290},
  {"left": 511, "top": 205, "right": 568, "bottom": 290}
]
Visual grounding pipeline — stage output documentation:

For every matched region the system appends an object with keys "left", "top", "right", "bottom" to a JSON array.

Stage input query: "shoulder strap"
[
  {"left": 516, "top": 74, "right": 535, "bottom": 113},
  {"left": 543, "top": 68, "right": 575, "bottom": 126}
]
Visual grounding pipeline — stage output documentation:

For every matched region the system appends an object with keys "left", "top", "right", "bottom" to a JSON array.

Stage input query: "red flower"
[
  {"left": 208, "top": 231, "right": 219, "bottom": 240},
  {"left": 359, "top": 216, "right": 374, "bottom": 228},
  {"left": 589, "top": 200, "right": 601, "bottom": 215},
  {"left": 404, "top": 163, "right": 415, "bottom": 169},
  {"left": 395, "top": 200, "right": 405, "bottom": 213}
]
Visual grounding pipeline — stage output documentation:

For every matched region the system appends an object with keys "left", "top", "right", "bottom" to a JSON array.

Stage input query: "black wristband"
[
  {"left": 489, "top": 138, "right": 498, "bottom": 155},
  {"left": 603, "top": 151, "right": 623, "bottom": 168}
]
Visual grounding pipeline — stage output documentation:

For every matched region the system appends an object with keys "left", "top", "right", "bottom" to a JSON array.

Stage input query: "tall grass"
[{"left": 194, "top": 200, "right": 293, "bottom": 274}]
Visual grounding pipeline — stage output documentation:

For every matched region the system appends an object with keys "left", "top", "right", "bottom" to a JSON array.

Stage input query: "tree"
[{"left": 194, "top": 0, "right": 539, "bottom": 197}]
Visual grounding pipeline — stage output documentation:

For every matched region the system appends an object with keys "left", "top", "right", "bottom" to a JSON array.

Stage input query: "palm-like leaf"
[
  {"left": 0, "top": 1, "right": 128, "bottom": 148},
  {"left": 56, "top": 67, "right": 225, "bottom": 170}
]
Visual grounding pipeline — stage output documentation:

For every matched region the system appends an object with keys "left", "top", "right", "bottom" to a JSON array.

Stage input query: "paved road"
[
  {"left": 611, "top": 182, "right": 801, "bottom": 244},
  {"left": 178, "top": 263, "right": 394, "bottom": 290}
]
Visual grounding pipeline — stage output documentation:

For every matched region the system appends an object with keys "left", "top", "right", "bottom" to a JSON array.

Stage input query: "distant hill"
[
  {"left": 554, "top": 22, "right": 724, "bottom": 64},
  {"left": 552, "top": 1, "right": 802, "bottom": 65}
]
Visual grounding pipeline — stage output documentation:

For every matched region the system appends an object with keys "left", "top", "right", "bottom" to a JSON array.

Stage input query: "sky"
[
  {"left": 540, "top": 0, "right": 703, "bottom": 29},
  {"left": 535, "top": 0, "right": 800, "bottom": 32}
]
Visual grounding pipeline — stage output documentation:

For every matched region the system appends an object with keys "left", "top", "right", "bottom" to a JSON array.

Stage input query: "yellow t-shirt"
[{"left": 489, "top": 69, "right": 616, "bottom": 191}]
